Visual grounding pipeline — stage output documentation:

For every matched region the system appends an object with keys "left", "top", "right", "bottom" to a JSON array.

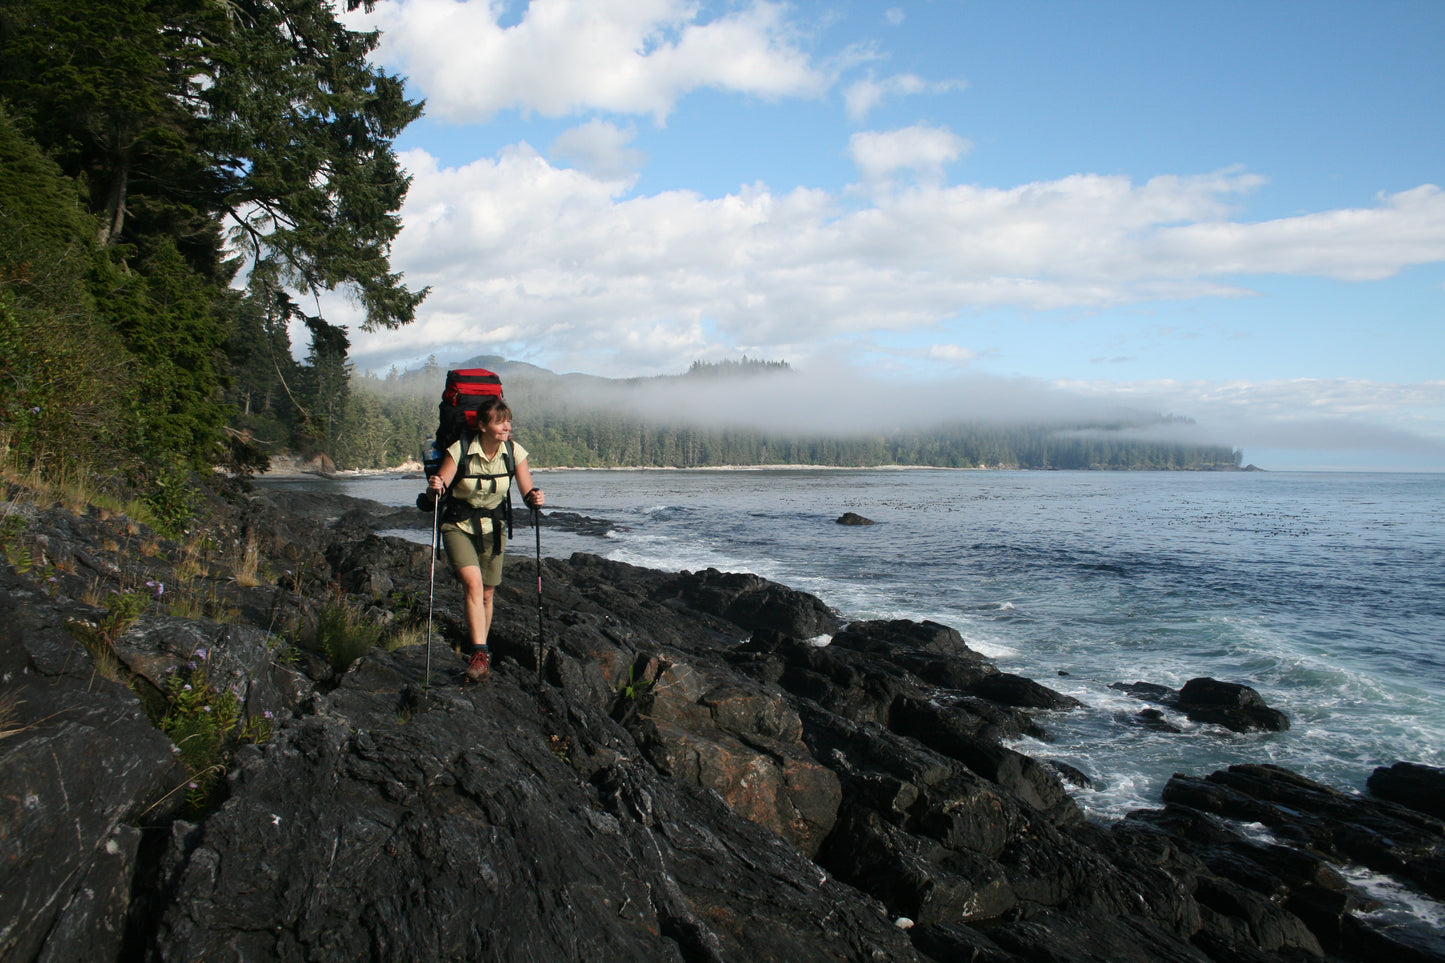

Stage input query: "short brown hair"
[{"left": 474, "top": 395, "right": 512, "bottom": 426}]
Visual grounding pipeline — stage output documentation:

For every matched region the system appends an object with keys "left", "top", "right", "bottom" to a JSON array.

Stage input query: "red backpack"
[
  {"left": 439, "top": 368, "right": 503, "bottom": 437},
  {"left": 422, "top": 367, "right": 502, "bottom": 472}
]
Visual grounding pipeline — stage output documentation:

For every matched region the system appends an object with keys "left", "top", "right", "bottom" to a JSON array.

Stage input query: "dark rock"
[
  {"left": 631, "top": 657, "right": 841, "bottom": 855},
  {"left": 984, "top": 909, "right": 1215, "bottom": 963},
  {"left": 147, "top": 652, "right": 918, "bottom": 963},
  {"left": 1046, "top": 759, "right": 1095, "bottom": 789},
  {"left": 1136, "top": 707, "right": 1184, "bottom": 733},
  {"left": 6, "top": 479, "right": 1443, "bottom": 963},
  {"left": 908, "top": 919, "right": 1016, "bottom": 963},
  {"left": 1176, "top": 677, "right": 1290, "bottom": 732},
  {"left": 1111, "top": 680, "right": 1177, "bottom": 703},
  {"left": 658, "top": 567, "right": 840, "bottom": 639},
  {"left": 832, "top": 618, "right": 986, "bottom": 661},
  {"left": 819, "top": 807, "right": 1018, "bottom": 925},
  {"left": 835, "top": 512, "right": 874, "bottom": 525},
  {"left": 887, "top": 696, "right": 1081, "bottom": 825},
  {"left": 1112, "top": 677, "right": 1288, "bottom": 734},
  {"left": 538, "top": 509, "right": 621, "bottom": 537},
  {"left": 1124, "top": 778, "right": 1445, "bottom": 958},
  {"left": 1368, "top": 762, "right": 1445, "bottom": 820},
  {"left": 0, "top": 574, "right": 189, "bottom": 963},
  {"left": 1163, "top": 764, "right": 1445, "bottom": 904},
  {"left": 967, "top": 671, "right": 1083, "bottom": 711}
]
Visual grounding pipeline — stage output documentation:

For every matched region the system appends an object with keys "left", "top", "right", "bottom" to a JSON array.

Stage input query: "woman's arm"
[{"left": 514, "top": 458, "right": 545, "bottom": 507}]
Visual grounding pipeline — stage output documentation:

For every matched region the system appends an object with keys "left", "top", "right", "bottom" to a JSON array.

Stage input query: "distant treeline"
[
  {"left": 329, "top": 359, "right": 1242, "bottom": 471},
  {"left": 512, "top": 418, "right": 1241, "bottom": 470}
]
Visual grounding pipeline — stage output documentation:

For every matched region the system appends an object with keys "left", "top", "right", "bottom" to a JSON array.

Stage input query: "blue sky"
[{"left": 331, "top": 0, "right": 1445, "bottom": 470}]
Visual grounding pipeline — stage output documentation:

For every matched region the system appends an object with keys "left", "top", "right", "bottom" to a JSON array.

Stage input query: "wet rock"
[
  {"left": 835, "top": 512, "right": 874, "bottom": 525},
  {"left": 832, "top": 618, "right": 986, "bottom": 662},
  {"left": 967, "top": 671, "right": 1083, "bottom": 711},
  {"left": 1368, "top": 762, "right": 1445, "bottom": 820},
  {"left": 1112, "top": 677, "right": 1290, "bottom": 733},
  {"left": 1111, "top": 680, "right": 1175, "bottom": 703},
  {"left": 1163, "top": 764, "right": 1445, "bottom": 903},
  {"left": 1137, "top": 707, "right": 1184, "bottom": 733},
  {"left": 1177, "top": 678, "right": 1291, "bottom": 732},
  {"left": 658, "top": 567, "right": 841, "bottom": 639},
  {"left": 1046, "top": 759, "right": 1095, "bottom": 789}
]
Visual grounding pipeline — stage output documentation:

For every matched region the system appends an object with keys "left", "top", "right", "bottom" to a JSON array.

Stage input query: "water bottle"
[{"left": 422, "top": 437, "right": 443, "bottom": 478}]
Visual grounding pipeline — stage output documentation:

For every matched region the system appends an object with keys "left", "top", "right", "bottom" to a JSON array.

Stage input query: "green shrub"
[
  {"left": 158, "top": 649, "right": 273, "bottom": 812},
  {"left": 297, "top": 598, "right": 385, "bottom": 671}
]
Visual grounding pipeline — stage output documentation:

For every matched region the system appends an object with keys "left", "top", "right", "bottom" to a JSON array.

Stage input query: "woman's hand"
[
  {"left": 428, "top": 474, "right": 445, "bottom": 493},
  {"left": 524, "top": 488, "right": 545, "bottom": 508}
]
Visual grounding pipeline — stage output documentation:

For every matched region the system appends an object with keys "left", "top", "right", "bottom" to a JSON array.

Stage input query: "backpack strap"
[{"left": 443, "top": 436, "right": 517, "bottom": 553}]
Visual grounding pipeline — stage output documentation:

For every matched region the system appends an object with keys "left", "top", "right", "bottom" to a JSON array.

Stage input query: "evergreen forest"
[{"left": 0, "top": 0, "right": 425, "bottom": 519}]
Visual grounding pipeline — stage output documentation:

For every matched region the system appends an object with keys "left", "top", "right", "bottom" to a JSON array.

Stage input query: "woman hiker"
[{"left": 426, "top": 396, "right": 544, "bottom": 682}]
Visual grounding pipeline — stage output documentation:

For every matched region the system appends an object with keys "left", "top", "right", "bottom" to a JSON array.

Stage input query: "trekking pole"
[
  {"left": 425, "top": 495, "right": 439, "bottom": 691},
  {"left": 533, "top": 504, "right": 544, "bottom": 688}
]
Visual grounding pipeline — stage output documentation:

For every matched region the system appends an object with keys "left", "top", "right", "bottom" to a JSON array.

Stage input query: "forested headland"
[
  {"left": 329, "top": 357, "right": 1244, "bottom": 471},
  {"left": 0, "top": 0, "right": 1240, "bottom": 498}
]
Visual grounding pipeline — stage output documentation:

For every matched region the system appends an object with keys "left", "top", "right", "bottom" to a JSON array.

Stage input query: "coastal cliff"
[{"left": 1, "top": 478, "right": 1441, "bottom": 962}]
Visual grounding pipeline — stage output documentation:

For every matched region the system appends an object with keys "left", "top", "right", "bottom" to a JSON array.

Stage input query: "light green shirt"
[{"left": 443, "top": 436, "right": 527, "bottom": 535}]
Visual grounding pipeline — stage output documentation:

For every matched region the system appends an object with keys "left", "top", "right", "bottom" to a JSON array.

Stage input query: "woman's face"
[{"left": 482, "top": 412, "right": 511, "bottom": 444}]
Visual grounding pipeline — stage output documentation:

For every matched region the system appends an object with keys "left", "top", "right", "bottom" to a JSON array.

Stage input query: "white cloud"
[
  {"left": 549, "top": 120, "right": 645, "bottom": 182},
  {"left": 348, "top": 144, "right": 1445, "bottom": 382},
  {"left": 357, "top": 0, "right": 827, "bottom": 123},
  {"left": 844, "top": 73, "right": 965, "bottom": 121},
  {"left": 927, "top": 344, "right": 980, "bottom": 365},
  {"left": 1145, "top": 184, "right": 1445, "bottom": 281},
  {"left": 848, "top": 124, "right": 971, "bottom": 185}
]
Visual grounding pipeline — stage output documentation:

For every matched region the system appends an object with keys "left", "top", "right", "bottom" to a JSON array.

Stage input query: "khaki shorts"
[{"left": 442, "top": 526, "right": 506, "bottom": 586}]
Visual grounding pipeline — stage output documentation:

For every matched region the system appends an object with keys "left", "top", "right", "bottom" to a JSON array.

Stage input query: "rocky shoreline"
[{"left": 1, "top": 477, "right": 1440, "bottom": 961}]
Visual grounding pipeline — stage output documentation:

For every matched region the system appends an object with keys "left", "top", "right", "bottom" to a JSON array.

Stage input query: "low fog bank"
[
  {"left": 361, "top": 356, "right": 1445, "bottom": 469},
  {"left": 519, "top": 363, "right": 1226, "bottom": 444},
  {"left": 613, "top": 367, "right": 1178, "bottom": 435}
]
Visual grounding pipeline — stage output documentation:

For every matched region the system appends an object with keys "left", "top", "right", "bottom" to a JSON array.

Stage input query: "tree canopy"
[{"left": 0, "top": 0, "right": 424, "bottom": 482}]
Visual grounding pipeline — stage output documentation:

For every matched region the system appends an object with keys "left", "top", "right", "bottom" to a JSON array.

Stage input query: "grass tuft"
[
  {"left": 296, "top": 596, "right": 385, "bottom": 671},
  {"left": 231, "top": 533, "right": 266, "bottom": 587},
  {"left": 0, "top": 689, "right": 26, "bottom": 741}
]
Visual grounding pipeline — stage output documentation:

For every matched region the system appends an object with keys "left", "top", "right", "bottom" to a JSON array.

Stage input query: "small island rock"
[{"left": 835, "top": 512, "right": 874, "bottom": 525}]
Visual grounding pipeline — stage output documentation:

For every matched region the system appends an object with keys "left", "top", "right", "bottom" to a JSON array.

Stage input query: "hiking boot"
[{"left": 465, "top": 648, "right": 490, "bottom": 683}]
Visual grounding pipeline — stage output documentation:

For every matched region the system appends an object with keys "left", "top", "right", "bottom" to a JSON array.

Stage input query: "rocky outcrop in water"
[
  {"left": 1, "top": 477, "right": 1441, "bottom": 961},
  {"left": 835, "top": 512, "right": 874, "bottom": 525},
  {"left": 1112, "top": 677, "right": 1292, "bottom": 732}
]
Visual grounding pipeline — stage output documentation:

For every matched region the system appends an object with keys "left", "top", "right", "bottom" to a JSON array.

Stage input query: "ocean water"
[{"left": 268, "top": 469, "right": 1445, "bottom": 827}]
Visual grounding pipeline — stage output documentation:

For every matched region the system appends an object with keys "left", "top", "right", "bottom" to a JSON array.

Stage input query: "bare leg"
[
  {"left": 457, "top": 566, "right": 494, "bottom": 650},
  {"left": 479, "top": 584, "right": 495, "bottom": 647}
]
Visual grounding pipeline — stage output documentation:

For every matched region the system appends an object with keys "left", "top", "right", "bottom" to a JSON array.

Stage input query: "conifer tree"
[{"left": 0, "top": 0, "right": 426, "bottom": 470}]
